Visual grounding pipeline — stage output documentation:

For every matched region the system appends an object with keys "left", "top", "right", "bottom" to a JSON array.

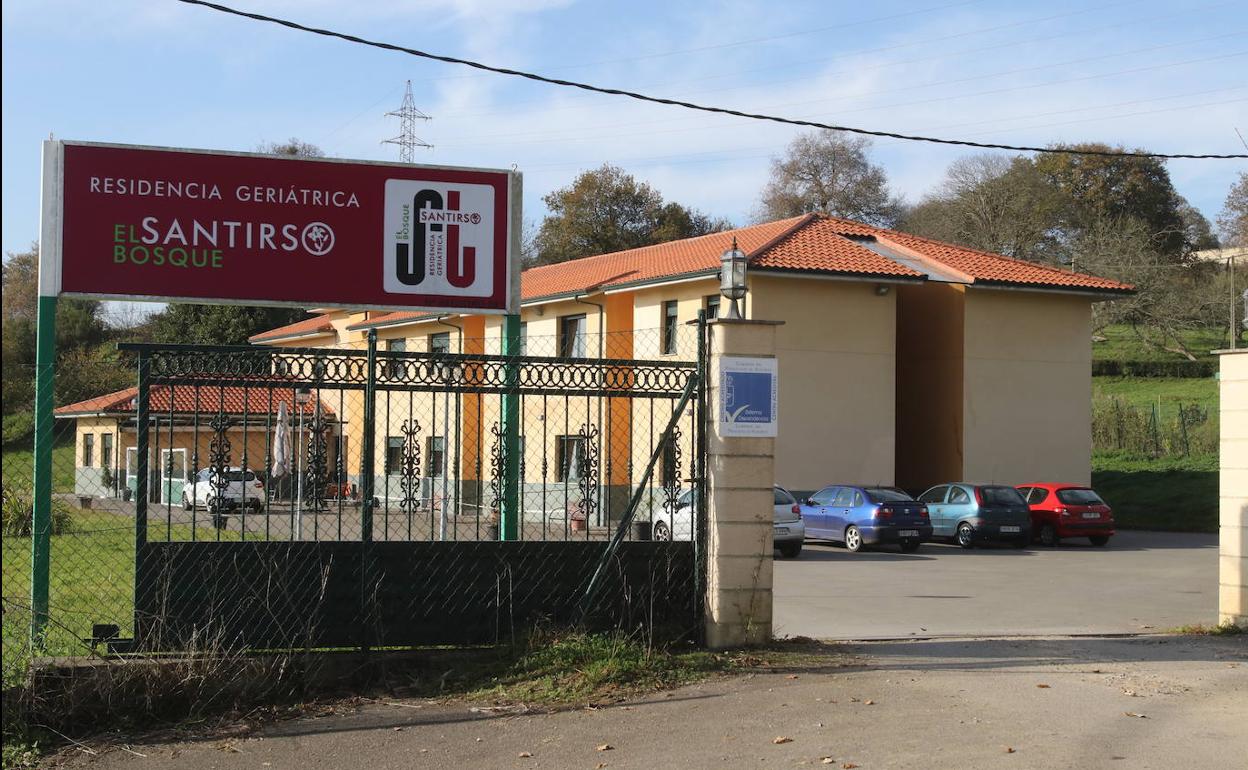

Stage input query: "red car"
[{"left": 1016, "top": 483, "right": 1115, "bottom": 547}]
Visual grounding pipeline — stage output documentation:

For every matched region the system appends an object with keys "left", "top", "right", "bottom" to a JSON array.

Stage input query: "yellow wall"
[
  {"left": 749, "top": 274, "right": 897, "bottom": 493},
  {"left": 961, "top": 289, "right": 1092, "bottom": 485},
  {"left": 895, "top": 283, "right": 965, "bottom": 492}
]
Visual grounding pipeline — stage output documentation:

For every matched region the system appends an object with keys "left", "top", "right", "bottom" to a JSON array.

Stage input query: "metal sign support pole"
[
  {"left": 500, "top": 314, "right": 521, "bottom": 541},
  {"left": 29, "top": 295, "right": 57, "bottom": 646}
]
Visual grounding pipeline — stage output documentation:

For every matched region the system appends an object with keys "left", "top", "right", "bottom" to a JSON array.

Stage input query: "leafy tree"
[
  {"left": 756, "top": 132, "right": 903, "bottom": 226},
  {"left": 1032, "top": 143, "right": 1192, "bottom": 258},
  {"left": 1219, "top": 171, "right": 1248, "bottom": 249},
  {"left": 903, "top": 154, "right": 1064, "bottom": 261},
  {"left": 533, "top": 164, "right": 730, "bottom": 266}
]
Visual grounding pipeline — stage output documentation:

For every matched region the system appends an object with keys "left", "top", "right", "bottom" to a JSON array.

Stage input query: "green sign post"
[{"left": 500, "top": 313, "right": 522, "bottom": 541}]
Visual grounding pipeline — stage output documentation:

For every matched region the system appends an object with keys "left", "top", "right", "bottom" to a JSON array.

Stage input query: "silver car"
[{"left": 651, "top": 485, "right": 806, "bottom": 558}]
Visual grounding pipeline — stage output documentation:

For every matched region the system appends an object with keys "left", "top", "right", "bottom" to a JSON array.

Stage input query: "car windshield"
[
  {"left": 1056, "top": 488, "right": 1105, "bottom": 506},
  {"left": 980, "top": 486, "right": 1026, "bottom": 505},
  {"left": 865, "top": 488, "right": 914, "bottom": 503},
  {"left": 212, "top": 470, "right": 256, "bottom": 482}
]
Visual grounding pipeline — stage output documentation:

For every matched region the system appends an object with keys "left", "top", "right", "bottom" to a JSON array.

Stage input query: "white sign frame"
[{"left": 719, "top": 355, "right": 779, "bottom": 437}]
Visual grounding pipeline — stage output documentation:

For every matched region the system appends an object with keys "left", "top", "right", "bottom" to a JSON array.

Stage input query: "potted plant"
[
  {"left": 570, "top": 501, "right": 587, "bottom": 532},
  {"left": 486, "top": 507, "right": 500, "bottom": 541}
]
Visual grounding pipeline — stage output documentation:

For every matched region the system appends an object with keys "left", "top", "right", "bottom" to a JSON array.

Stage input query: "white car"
[
  {"left": 182, "top": 467, "right": 266, "bottom": 519},
  {"left": 651, "top": 484, "right": 806, "bottom": 558}
]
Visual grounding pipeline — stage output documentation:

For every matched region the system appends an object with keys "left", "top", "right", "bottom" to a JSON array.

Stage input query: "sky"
[{"left": 3, "top": 0, "right": 1246, "bottom": 315}]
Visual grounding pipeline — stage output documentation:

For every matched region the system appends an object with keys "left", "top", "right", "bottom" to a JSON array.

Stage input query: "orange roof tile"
[
  {"left": 55, "top": 385, "right": 333, "bottom": 418},
  {"left": 279, "top": 214, "right": 1133, "bottom": 335},
  {"left": 248, "top": 313, "right": 336, "bottom": 343}
]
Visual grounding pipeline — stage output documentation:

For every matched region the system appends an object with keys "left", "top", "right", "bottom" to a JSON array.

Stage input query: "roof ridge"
[{"left": 746, "top": 212, "right": 821, "bottom": 261}]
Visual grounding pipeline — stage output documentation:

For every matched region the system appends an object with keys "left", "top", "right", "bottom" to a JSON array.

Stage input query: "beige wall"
[
  {"left": 1218, "top": 351, "right": 1248, "bottom": 626},
  {"left": 750, "top": 274, "right": 897, "bottom": 493},
  {"left": 961, "top": 289, "right": 1092, "bottom": 486}
]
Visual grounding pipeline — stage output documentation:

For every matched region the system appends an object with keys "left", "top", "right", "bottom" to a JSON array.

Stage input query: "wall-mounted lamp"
[
  {"left": 719, "top": 237, "right": 748, "bottom": 320},
  {"left": 875, "top": 284, "right": 891, "bottom": 296}
]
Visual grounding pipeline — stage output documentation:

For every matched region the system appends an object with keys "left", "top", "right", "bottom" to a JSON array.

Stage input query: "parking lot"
[{"left": 774, "top": 530, "right": 1219, "bottom": 639}]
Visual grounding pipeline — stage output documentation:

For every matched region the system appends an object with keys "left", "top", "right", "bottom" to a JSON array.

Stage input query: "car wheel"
[
  {"left": 1089, "top": 535, "right": 1110, "bottom": 547},
  {"left": 777, "top": 542, "right": 802, "bottom": 559},
  {"left": 652, "top": 520, "right": 672, "bottom": 541},
  {"left": 250, "top": 500, "right": 263, "bottom": 513},
  {"left": 900, "top": 541, "right": 921, "bottom": 553},
  {"left": 182, "top": 491, "right": 193, "bottom": 511},
  {"left": 1039, "top": 523, "right": 1059, "bottom": 547},
  {"left": 211, "top": 512, "right": 227, "bottom": 530},
  {"left": 844, "top": 526, "right": 864, "bottom": 553},
  {"left": 956, "top": 523, "right": 975, "bottom": 549}
]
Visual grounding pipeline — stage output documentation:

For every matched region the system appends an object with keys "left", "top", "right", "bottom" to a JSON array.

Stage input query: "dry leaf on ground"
[
  {"left": 1123, "top": 712, "right": 1148, "bottom": 719},
  {"left": 518, "top": 751, "right": 534, "bottom": 757},
  {"left": 1036, "top": 684, "right": 1050, "bottom": 689},
  {"left": 772, "top": 736, "right": 793, "bottom": 744},
  {"left": 596, "top": 744, "right": 614, "bottom": 752}
]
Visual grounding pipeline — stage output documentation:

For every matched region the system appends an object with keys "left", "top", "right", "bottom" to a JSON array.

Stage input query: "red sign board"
[{"left": 41, "top": 141, "right": 519, "bottom": 312}]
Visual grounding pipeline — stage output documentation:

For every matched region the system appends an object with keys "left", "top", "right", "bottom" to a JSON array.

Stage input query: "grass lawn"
[
  {"left": 1092, "top": 452, "right": 1217, "bottom": 532},
  {"left": 1092, "top": 376, "right": 1218, "bottom": 412},
  {"left": 1, "top": 441, "right": 76, "bottom": 494},
  {"left": 1092, "top": 324, "right": 1228, "bottom": 363}
]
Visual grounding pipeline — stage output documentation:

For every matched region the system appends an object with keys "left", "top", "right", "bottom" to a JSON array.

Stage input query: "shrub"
[
  {"left": 1092, "top": 360, "right": 1217, "bottom": 378},
  {"left": 1, "top": 485, "right": 74, "bottom": 537},
  {"left": 1, "top": 412, "right": 34, "bottom": 449}
]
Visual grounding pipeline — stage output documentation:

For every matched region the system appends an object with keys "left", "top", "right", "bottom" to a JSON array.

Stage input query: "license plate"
[
  {"left": 1000, "top": 525, "right": 1021, "bottom": 533},
  {"left": 1082, "top": 512, "right": 1100, "bottom": 519},
  {"left": 774, "top": 527, "right": 789, "bottom": 536},
  {"left": 899, "top": 530, "right": 919, "bottom": 537}
]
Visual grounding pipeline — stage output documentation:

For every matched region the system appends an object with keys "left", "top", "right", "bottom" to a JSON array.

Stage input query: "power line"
[{"left": 173, "top": 0, "right": 1247, "bottom": 160}]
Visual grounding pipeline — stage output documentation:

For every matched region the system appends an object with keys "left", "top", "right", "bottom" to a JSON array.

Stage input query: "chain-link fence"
[
  {"left": 3, "top": 324, "right": 706, "bottom": 682},
  {"left": 1092, "top": 396, "right": 1217, "bottom": 458}
]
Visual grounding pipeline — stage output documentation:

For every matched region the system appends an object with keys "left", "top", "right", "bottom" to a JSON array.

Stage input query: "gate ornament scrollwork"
[
  {"left": 208, "top": 411, "right": 233, "bottom": 512},
  {"left": 575, "top": 423, "right": 600, "bottom": 525},
  {"left": 305, "top": 404, "right": 329, "bottom": 512},
  {"left": 489, "top": 421, "right": 505, "bottom": 513},
  {"left": 662, "top": 426, "right": 683, "bottom": 518},
  {"left": 400, "top": 419, "right": 422, "bottom": 514}
]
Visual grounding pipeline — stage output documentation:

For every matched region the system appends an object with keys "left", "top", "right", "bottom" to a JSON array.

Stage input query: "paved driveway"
[{"left": 774, "top": 530, "right": 1219, "bottom": 639}]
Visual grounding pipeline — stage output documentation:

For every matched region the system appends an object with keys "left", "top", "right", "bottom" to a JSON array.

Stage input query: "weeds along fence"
[
  {"left": 2, "top": 324, "right": 707, "bottom": 696},
  {"left": 1092, "top": 396, "right": 1217, "bottom": 458}
]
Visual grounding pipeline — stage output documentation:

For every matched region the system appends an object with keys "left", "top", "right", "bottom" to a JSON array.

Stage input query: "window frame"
[
  {"left": 100, "top": 432, "right": 114, "bottom": 471},
  {"left": 384, "top": 436, "right": 404, "bottom": 476},
  {"left": 82, "top": 433, "right": 95, "bottom": 468},
  {"left": 919, "top": 486, "right": 948, "bottom": 504},
  {"left": 661, "top": 300, "right": 679, "bottom": 355},
  {"left": 558, "top": 314, "right": 587, "bottom": 358},
  {"left": 948, "top": 486, "right": 972, "bottom": 505},
  {"left": 426, "top": 435, "right": 446, "bottom": 478},
  {"left": 556, "top": 435, "right": 586, "bottom": 482},
  {"left": 704, "top": 294, "right": 720, "bottom": 321}
]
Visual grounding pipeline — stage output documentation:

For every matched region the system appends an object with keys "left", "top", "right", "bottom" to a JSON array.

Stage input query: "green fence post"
[
  {"left": 30, "top": 294, "right": 57, "bottom": 647},
  {"left": 500, "top": 314, "right": 521, "bottom": 541}
]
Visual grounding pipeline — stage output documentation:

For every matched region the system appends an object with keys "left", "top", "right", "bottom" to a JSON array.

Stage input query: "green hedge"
[{"left": 1092, "top": 360, "right": 1217, "bottom": 378}]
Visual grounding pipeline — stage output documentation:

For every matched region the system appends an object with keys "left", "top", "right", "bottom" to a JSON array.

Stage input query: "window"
[
  {"left": 704, "top": 295, "right": 720, "bottom": 321},
  {"left": 556, "top": 435, "right": 586, "bottom": 482},
  {"left": 101, "top": 433, "right": 114, "bottom": 471},
  {"left": 948, "top": 487, "right": 972, "bottom": 505},
  {"left": 426, "top": 436, "right": 446, "bottom": 478},
  {"left": 662, "top": 300, "right": 679, "bottom": 354},
  {"left": 429, "top": 332, "right": 451, "bottom": 354},
  {"left": 1056, "top": 488, "right": 1106, "bottom": 506},
  {"left": 866, "top": 487, "right": 915, "bottom": 503},
  {"left": 773, "top": 487, "right": 795, "bottom": 506},
  {"left": 385, "top": 339, "right": 406, "bottom": 379},
  {"left": 832, "top": 488, "right": 856, "bottom": 507},
  {"left": 980, "top": 486, "right": 1026, "bottom": 505},
  {"left": 853, "top": 491, "right": 865, "bottom": 507},
  {"left": 559, "top": 314, "right": 587, "bottom": 358},
  {"left": 518, "top": 322, "right": 528, "bottom": 356},
  {"left": 918, "top": 486, "right": 948, "bottom": 504},
  {"left": 385, "top": 437, "right": 403, "bottom": 475},
  {"left": 809, "top": 487, "right": 838, "bottom": 506},
  {"left": 82, "top": 434, "right": 94, "bottom": 467}
]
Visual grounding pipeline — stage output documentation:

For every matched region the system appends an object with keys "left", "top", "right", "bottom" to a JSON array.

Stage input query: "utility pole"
[{"left": 383, "top": 80, "right": 433, "bottom": 162}]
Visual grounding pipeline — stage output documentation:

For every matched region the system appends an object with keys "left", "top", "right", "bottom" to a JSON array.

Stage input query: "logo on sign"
[{"left": 383, "top": 180, "right": 495, "bottom": 297}]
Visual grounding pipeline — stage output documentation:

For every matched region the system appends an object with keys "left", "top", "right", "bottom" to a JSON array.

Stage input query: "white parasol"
[{"left": 272, "top": 400, "right": 291, "bottom": 479}]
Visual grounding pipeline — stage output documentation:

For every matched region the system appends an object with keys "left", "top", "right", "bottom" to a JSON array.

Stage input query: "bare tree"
[
  {"left": 1219, "top": 171, "right": 1248, "bottom": 249},
  {"left": 755, "top": 132, "right": 903, "bottom": 226}
]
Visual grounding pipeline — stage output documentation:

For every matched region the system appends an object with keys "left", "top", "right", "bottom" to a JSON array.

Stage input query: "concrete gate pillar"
[
  {"left": 704, "top": 319, "right": 782, "bottom": 648},
  {"left": 1217, "top": 350, "right": 1248, "bottom": 627}
]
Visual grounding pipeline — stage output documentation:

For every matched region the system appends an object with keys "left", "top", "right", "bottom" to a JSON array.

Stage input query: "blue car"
[{"left": 800, "top": 485, "right": 933, "bottom": 553}]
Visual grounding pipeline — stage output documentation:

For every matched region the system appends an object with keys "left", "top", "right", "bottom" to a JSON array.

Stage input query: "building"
[{"left": 246, "top": 213, "right": 1132, "bottom": 501}]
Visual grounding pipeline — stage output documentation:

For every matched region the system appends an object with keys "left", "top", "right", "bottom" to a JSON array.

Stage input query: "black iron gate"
[{"left": 120, "top": 323, "right": 706, "bottom": 651}]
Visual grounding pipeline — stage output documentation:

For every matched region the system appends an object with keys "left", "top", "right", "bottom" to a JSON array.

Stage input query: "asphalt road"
[
  {"left": 64, "top": 635, "right": 1248, "bottom": 770},
  {"left": 774, "top": 529, "right": 1220, "bottom": 639}
]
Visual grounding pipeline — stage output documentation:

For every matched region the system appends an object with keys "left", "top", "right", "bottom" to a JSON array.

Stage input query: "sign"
[
  {"left": 39, "top": 140, "right": 520, "bottom": 312},
  {"left": 719, "top": 356, "right": 778, "bottom": 437}
]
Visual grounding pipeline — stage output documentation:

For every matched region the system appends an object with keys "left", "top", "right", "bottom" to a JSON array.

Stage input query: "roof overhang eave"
[
  {"left": 968, "top": 280, "right": 1136, "bottom": 301},
  {"left": 750, "top": 268, "right": 927, "bottom": 285},
  {"left": 249, "top": 329, "right": 335, "bottom": 345}
]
